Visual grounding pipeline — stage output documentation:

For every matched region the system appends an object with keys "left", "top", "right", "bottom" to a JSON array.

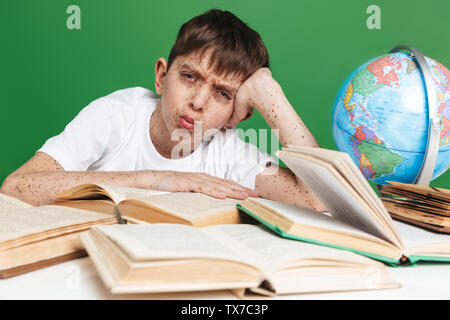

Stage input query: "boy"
[{"left": 0, "top": 9, "right": 326, "bottom": 211}]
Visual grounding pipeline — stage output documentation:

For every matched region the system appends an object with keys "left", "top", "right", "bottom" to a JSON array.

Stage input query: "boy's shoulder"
[
  {"left": 95, "top": 86, "right": 159, "bottom": 109},
  {"left": 104, "top": 86, "right": 159, "bottom": 103},
  {"left": 83, "top": 86, "right": 159, "bottom": 119}
]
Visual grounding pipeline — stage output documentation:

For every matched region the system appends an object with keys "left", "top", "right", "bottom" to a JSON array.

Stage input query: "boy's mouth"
[{"left": 179, "top": 115, "right": 195, "bottom": 130}]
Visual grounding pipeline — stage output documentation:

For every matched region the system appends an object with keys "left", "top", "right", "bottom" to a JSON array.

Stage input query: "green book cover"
[
  {"left": 238, "top": 204, "right": 450, "bottom": 267},
  {"left": 236, "top": 204, "right": 402, "bottom": 266}
]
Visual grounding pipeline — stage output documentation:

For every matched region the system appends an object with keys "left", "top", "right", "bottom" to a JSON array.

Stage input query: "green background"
[{"left": 1, "top": 0, "right": 448, "bottom": 188}]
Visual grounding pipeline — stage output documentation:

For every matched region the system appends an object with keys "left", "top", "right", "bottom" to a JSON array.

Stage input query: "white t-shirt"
[{"left": 38, "top": 87, "right": 276, "bottom": 189}]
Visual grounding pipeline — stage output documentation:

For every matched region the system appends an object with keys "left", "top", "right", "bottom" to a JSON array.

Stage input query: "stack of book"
[
  {"left": 54, "top": 184, "right": 244, "bottom": 226},
  {"left": 53, "top": 182, "right": 400, "bottom": 297},
  {"left": 237, "top": 146, "right": 450, "bottom": 266},
  {"left": 2, "top": 146, "right": 448, "bottom": 298},
  {"left": 81, "top": 223, "right": 399, "bottom": 298},
  {"left": 0, "top": 193, "right": 116, "bottom": 279},
  {"left": 0, "top": 186, "right": 247, "bottom": 279},
  {"left": 380, "top": 181, "right": 450, "bottom": 233}
]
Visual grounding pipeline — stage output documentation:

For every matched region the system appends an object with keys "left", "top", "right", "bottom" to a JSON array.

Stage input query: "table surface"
[{"left": 1, "top": 256, "right": 449, "bottom": 299}]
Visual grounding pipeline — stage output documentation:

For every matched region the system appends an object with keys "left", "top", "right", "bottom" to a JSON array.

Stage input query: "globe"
[{"left": 332, "top": 52, "right": 449, "bottom": 185}]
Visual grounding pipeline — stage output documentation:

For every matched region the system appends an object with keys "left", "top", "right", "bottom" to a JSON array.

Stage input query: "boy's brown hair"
[{"left": 167, "top": 9, "right": 269, "bottom": 81}]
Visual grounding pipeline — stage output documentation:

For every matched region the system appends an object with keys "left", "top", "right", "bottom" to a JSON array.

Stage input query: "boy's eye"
[
  {"left": 183, "top": 73, "right": 195, "bottom": 81},
  {"left": 219, "top": 91, "right": 231, "bottom": 100}
]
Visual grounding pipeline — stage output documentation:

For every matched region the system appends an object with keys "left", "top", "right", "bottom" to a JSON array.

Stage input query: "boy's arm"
[
  {"left": 229, "top": 68, "right": 327, "bottom": 211},
  {"left": 0, "top": 152, "right": 148, "bottom": 206},
  {"left": 0, "top": 152, "right": 258, "bottom": 206}
]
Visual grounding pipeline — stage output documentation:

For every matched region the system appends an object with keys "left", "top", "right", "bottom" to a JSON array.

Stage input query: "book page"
[
  {"left": 381, "top": 184, "right": 450, "bottom": 212},
  {"left": 95, "top": 224, "right": 250, "bottom": 265},
  {"left": 131, "top": 192, "right": 240, "bottom": 220},
  {"left": 278, "top": 151, "right": 401, "bottom": 246},
  {"left": 383, "top": 197, "right": 450, "bottom": 216},
  {"left": 394, "top": 220, "right": 450, "bottom": 253},
  {"left": 249, "top": 198, "right": 384, "bottom": 241},
  {"left": 285, "top": 146, "right": 397, "bottom": 232},
  {"left": 204, "top": 224, "right": 379, "bottom": 273},
  {"left": 0, "top": 205, "right": 112, "bottom": 243},
  {"left": 388, "top": 181, "right": 450, "bottom": 198},
  {"left": 96, "top": 185, "right": 169, "bottom": 204},
  {"left": 0, "top": 193, "right": 33, "bottom": 212}
]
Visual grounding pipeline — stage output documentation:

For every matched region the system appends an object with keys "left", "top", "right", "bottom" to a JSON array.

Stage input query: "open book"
[
  {"left": 54, "top": 184, "right": 244, "bottom": 227},
  {"left": 380, "top": 181, "right": 450, "bottom": 233},
  {"left": 81, "top": 223, "right": 399, "bottom": 297},
  {"left": 0, "top": 192, "right": 116, "bottom": 278},
  {"left": 237, "top": 146, "right": 450, "bottom": 266}
]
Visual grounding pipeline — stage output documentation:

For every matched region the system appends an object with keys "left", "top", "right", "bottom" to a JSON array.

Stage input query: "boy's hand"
[
  {"left": 144, "top": 171, "right": 259, "bottom": 200},
  {"left": 227, "top": 67, "right": 283, "bottom": 127}
]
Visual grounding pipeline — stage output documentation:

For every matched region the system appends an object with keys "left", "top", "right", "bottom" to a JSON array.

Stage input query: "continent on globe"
[
  {"left": 352, "top": 67, "right": 384, "bottom": 97},
  {"left": 432, "top": 61, "right": 450, "bottom": 146},
  {"left": 367, "top": 56, "right": 402, "bottom": 87},
  {"left": 344, "top": 82, "right": 356, "bottom": 121},
  {"left": 332, "top": 51, "right": 449, "bottom": 185},
  {"left": 351, "top": 126, "right": 403, "bottom": 179}
]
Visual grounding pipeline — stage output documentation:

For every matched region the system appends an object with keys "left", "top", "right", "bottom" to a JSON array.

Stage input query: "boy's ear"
[{"left": 154, "top": 57, "right": 168, "bottom": 95}]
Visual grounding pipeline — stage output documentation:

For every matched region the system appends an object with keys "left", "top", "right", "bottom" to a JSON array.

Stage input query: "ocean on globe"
[{"left": 332, "top": 52, "right": 449, "bottom": 185}]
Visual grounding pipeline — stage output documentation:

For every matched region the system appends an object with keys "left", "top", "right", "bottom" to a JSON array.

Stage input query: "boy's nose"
[
  {"left": 189, "top": 101, "right": 203, "bottom": 112},
  {"left": 189, "top": 86, "right": 209, "bottom": 112}
]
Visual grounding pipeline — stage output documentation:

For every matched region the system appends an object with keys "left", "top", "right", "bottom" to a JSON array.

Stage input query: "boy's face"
[{"left": 155, "top": 48, "right": 245, "bottom": 139}]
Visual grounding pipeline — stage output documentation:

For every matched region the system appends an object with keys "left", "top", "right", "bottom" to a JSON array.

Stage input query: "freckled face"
[{"left": 159, "top": 50, "right": 244, "bottom": 138}]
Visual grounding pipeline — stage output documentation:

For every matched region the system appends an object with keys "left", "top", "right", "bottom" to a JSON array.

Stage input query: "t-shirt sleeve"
[
  {"left": 218, "top": 129, "right": 278, "bottom": 190},
  {"left": 37, "top": 98, "right": 120, "bottom": 171}
]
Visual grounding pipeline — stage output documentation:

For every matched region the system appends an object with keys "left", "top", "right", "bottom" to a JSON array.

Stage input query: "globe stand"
[{"left": 376, "top": 46, "right": 442, "bottom": 196}]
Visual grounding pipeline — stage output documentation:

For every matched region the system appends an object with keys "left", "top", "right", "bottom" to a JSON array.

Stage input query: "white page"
[
  {"left": 285, "top": 146, "right": 398, "bottom": 233},
  {"left": 95, "top": 224, "right": 248, "bottom": 264},
  {"left": 0, "top": 193, "right": 33, "bottom": 212},
  {"left": 132, "top": 192, "right": 240, "bottom": 220},
  {"left": 204, "top": 224, "right": 380, "bottom": 273},
  {"left": 95, "top": 223, "right": 378, "bottom": 275},
  {"left": 96, "top": 185, "right": 169, "bottom": 204},
  {"left": 0, "top": 205, "right": 111, "bottom": 242},
  {"left": 278, "top": 152, "right": 397, "bottom": 245},
  {"left": 393, "top": 220, "right": 450, "bottom": 254},
  {"left": 249, "top": 197, "right": 384, "bottom": 242}
]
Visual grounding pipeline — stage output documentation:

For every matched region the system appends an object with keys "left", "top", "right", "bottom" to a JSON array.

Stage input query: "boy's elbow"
[
  {"left": 1, "top": 174, "right": 42, "bottom": 206},
  {"left": 0, "top": 173, "right": 20, "bottom": 197},
  {"left": 0, "top": 173, "right": 32, "bottom": 205},
  {"left": 313, "top": 202, "right": 328, "bottom": 213},
  {"left": 310, "top": 197, "right": 328, "bottom": 212}
]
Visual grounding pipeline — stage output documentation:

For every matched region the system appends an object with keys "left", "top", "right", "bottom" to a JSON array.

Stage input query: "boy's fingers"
[
  {"left": 188, "top": 183, "right": 226, "bottom": 199},
  {"left": 203, "top": 187, "right": 227, "bottom": 199},
  {"left": 223, "top": 182, "right": 258, "bottom": 197},
  {"left": 203, "top": 177, "right": 258, "bottom": 198},
  {"left": 188, "top": 173, "right": 258, "bottom": 199},
  {"left": 197, "top": 180, "right": 247, "bottom": 199},
  {"left": 201, "top": 175, "right": 256, "bottom": 193},
  {"left": 200, "top": 186, "right": 249, "bottom": 201},
  {"left": 209, "top": 184, "right": 252, "bottom": 200}
]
